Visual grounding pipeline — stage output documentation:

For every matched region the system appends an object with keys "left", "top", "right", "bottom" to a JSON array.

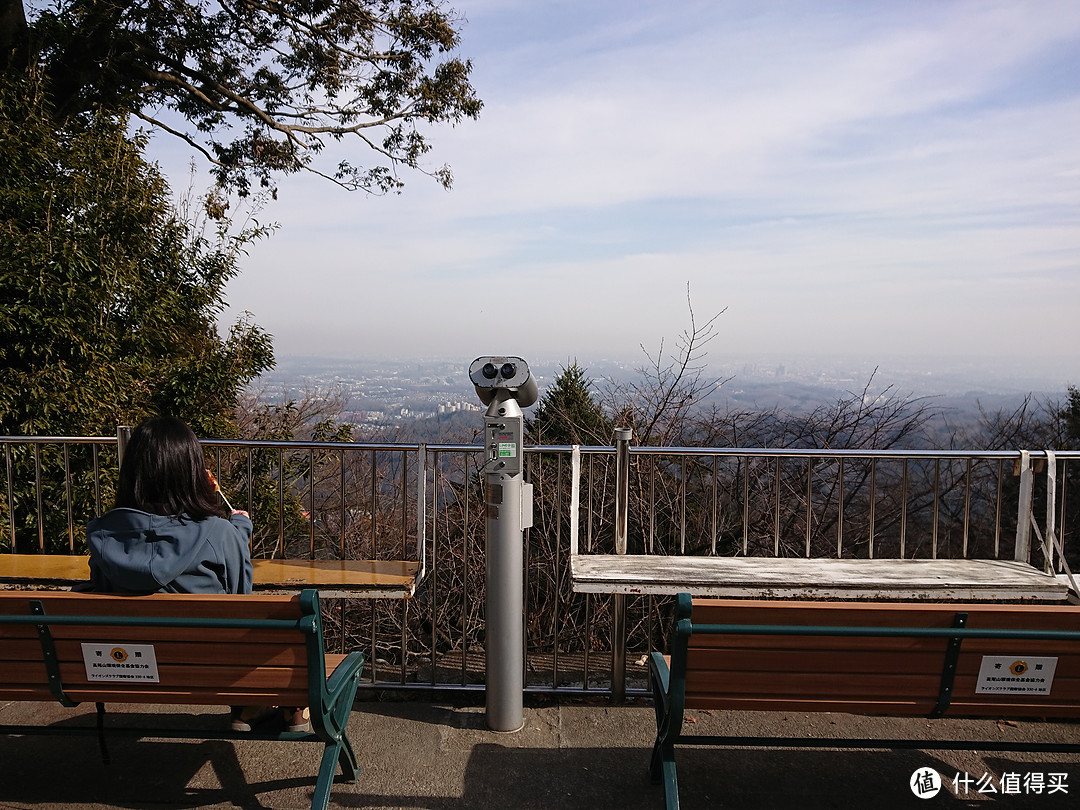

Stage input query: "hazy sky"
[{"left": 152, "top": 1, "right": 1080, "bottom": 375}]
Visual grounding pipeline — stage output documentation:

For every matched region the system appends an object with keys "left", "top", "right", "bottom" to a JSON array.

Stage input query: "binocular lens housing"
[{"left": 469, "top": 356, "right": 537, "bottom": 408}]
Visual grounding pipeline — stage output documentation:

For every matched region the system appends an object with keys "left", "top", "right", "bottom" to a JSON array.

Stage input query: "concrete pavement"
[{"left": 0, "top": 695, "right": 1077, "bottom": 809}]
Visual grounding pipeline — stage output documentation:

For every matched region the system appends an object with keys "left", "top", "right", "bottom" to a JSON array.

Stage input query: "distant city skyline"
[
  {"left": 265, "top": 350, "right": 1070, "bottom": 402},
  {"left": 148, "top": 1, "right": 1080, "bottom": 380}
]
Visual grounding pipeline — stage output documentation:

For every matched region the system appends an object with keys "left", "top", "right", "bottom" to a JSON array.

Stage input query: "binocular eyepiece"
[{"left": 469, "top": 356, "right": 538, "bottom": 407}]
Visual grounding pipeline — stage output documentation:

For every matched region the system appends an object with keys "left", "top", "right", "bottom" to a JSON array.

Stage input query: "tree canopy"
[
  {"left": 527, "top": 363, "right": 612, "bottom": 447},
  {"left": 0, "top": 75, "right": 273, "bottom": 437},
  {"left": 2, "top": 1, "right": 482, "bottom": 194}
]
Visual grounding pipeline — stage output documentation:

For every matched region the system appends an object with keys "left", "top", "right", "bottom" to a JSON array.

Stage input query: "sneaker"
[
  {"left": 283, "top": 707, "right": 310, "bottom": 733},
  {"left": 230, "top": 705, "right": 276, "bottom": 732}
]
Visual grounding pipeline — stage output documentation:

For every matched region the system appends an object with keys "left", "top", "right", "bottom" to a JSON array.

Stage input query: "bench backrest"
[
  {"left": 0, "top": 590, "right": 328, "bottom": 709},
  {"left": 679, "top": 596, "right": 1080, "bottom": 718}
]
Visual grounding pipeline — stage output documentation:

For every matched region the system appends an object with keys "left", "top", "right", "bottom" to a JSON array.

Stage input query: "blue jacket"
[{"left": 85, "top": 508, "right": 253, "bottom": 594}]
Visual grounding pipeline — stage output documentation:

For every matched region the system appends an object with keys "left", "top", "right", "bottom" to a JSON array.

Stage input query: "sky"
[{"left": 150, "top": 1, "right": 1080, "bottom": 377}]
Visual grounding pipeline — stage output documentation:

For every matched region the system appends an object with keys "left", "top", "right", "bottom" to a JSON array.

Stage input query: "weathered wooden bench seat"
[
  {"left": 571, "top": 555, "right": 1070, "bottom": 601},
  {"left": 0, "top": 553, "right": 422, "bottom": 598},
  {"left": 0, "top": 588, "right": 364, "bottom": 810},
  {"left": 650, "top": 594, "right": 1080, "bottom": 810}
]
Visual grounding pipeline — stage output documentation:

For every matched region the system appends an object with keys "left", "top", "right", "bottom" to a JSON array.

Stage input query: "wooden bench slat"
[
  {"left": 685, "top": 647, "right": 949, "bottom": 674},
  {"left": 690, "top": 598, "right": 1080, "bottom": 625},
  {"left": 947, "top": 700, "right": 1080, "bottom": 718},
  {"left": 54, "top": 687, "right": 312, "bottom": 706},
  {"left": 688, "top": 695, "right": 1080, "bottom": 718},
  {"left": 0, "top": 590, "right": 304, "bottom": 619},
  {"left": 0, "top": 686, "right": 54, "bottom": 701},
  {"left": 689, "top": 638, "right": 1080, "bottom": 660},
  {"left": 689, "top": 635, "right": 949, "bottom": 652},
  {"left": 682, "top": 696, "right": 938, "bottom": 714},
  {"left": 5, "top": 653, "right": 347, "bottom": 688},
  {"left": 56, "top": 663, "right": 310, "bottom": 690},
  {"left": 1, "top": 640, "right": 44, "bottom": 658},
  {"left": 50, "top": 640, "right": 310, "bottom": 667},
  {"left": 0, "top": 660, "right": 48, "bottom": 685},
  {"left": 687, "top": 670, "right": 942, "bottom": 699},
  {"left": 46, "top": 627, "right": 306, "bottom": 644},
  {"left": 3, "top": 655, "right": 352, "bottom": 708}
]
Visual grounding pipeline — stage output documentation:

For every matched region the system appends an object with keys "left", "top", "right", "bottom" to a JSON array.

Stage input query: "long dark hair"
[{"left": 114, "top": 416, "right": 227, "bottom": 520}]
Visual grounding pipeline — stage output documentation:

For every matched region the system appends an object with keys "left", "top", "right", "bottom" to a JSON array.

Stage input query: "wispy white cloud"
[{"left": 178, "top": 0, "right": 1080, "bottom": 378}]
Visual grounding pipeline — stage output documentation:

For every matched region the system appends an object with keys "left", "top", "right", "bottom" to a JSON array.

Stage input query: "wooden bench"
[
  {"left": 0, "top": 588, "right": 364, "bottom": 810},
  {"left": 650, "top": 594, "right": 1080, "bottom": 810}
]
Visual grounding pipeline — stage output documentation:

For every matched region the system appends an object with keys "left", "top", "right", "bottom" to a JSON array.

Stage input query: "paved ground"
[{"left": 0, "top": 695, "right": 1077, "bottom": 809}]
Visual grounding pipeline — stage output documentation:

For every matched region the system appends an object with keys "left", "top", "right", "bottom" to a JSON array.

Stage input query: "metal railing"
[{"left": 2, "top": 432, "right": 1077, "bottom": 697}]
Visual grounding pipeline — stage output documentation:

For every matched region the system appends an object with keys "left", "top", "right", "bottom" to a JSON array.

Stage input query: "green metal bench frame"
[
  {"left": 0, "top": 588, "right": 364, "bottom": 810},
  {"left": 650, "top": 593, "right": 1080, "bottom": 810}
]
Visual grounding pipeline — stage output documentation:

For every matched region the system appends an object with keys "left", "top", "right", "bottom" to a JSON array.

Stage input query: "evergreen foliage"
[
  {"left": 526, "top": 363, "right": 611, "bottom": 446},
  {"left": 0, "top": 76, "right": 274, "bottom": 438},
  {"left": 1061, "top": 387, "right": 1080, "bottom": 449},
  {"left": 0, "top": 74, "right": 275, "bottom": 551}
]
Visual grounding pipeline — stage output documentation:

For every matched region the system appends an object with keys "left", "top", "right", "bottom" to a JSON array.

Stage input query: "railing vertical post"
[
  {"left": 116, "top": 425, "right": 132, "bottom": 468},
  {"left": 612, "top": 428, "right": 631, "bottom": 703},
  {"left": 614, "top": 430, "right": 630, "bottom": 555},
  {"left": 5, "top": 444, "right": 15, "bottom": 549},
  {"left": 33, "top": 443, "right": 43, "bottom": 551},
  {"left": 569, "top": 446, "right": 581, "bottom": 556},
  {"left": 416, "top": 444, "right": 427, "bottom": 582},
  {"left": 1045, "top": 449, "right": 1057, "bottom": 573},
  {"left": 1015, "top": 451, "right": 1033, "bottom": 563}
]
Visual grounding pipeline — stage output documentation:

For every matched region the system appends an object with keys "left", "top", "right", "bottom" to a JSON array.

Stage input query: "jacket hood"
[{"left": 86, "top": 508, "right": 216, "bottom": 592}]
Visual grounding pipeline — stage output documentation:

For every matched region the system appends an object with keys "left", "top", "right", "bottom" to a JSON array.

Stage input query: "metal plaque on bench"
[
  {"left": 975, "top": 656, "right": 1057, "bottom": 696},
  {"left": 81, "top": 643, "right": 161, "bottom": 682}
]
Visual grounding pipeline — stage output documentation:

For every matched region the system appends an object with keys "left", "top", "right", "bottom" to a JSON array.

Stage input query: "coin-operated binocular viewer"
[{"left": 469, "top": 357, "right": 537, "bottom": 732}]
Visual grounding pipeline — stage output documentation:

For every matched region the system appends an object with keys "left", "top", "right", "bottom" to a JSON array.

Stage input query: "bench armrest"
[{"left": 326, "top": 651, "right": 365, "bottom": 696}]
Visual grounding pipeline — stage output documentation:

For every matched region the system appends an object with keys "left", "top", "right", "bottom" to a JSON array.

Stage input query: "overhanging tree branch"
[{"left": 12, "top": 1, "right": 482, "bottom": 194}]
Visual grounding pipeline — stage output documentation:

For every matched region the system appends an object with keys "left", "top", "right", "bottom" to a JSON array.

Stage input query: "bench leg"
[
  {"left": 649, "top": 736, "right": 680, "bottom": 810},
  {"left": 311, "top": 740, "right": 345, "bottom": 810},
  {"left": 657, "top": 746, "right": 680, "bottom": 810},
  {"left": 309, "top": 731, "right": 360, "bottom": 810}
]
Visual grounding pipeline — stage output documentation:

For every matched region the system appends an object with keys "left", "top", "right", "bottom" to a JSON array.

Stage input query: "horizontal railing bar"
[
  {"left": 0, "top": 437, "right": 117, "bottom": 446},
  {"left": 201, "top": 439, "right": 423, "bottom": 452},
  {"left": 631, "top": 447, "right": 1080, "bottom": 461},
  {"left": 5, "top": 437, "right": 1076, "bottom": 463}
]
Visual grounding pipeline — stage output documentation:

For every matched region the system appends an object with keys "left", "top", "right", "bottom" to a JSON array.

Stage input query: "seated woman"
[{"left": 84, "top": 414, "right": 307, "bottom": 732}]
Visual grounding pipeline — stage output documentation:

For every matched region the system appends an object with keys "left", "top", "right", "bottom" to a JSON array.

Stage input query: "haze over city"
[{"left": 149, "top": 1, "right": 1080, "bottom": 383}]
